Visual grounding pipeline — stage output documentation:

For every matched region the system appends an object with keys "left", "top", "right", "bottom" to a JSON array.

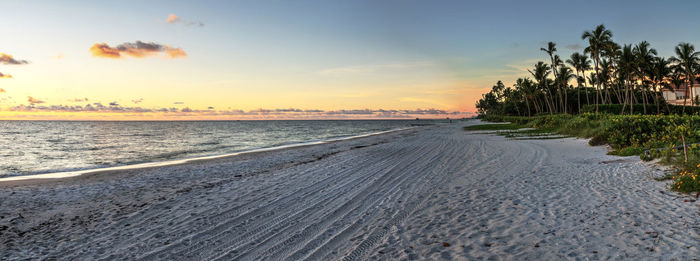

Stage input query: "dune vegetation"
[{"left": 473, "top": 24, "right": 700, "bottom": 193}]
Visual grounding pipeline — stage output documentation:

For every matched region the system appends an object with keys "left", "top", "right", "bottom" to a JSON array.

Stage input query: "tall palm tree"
[
  {"left": 528, "top": 61, "right": 554, "bottom": 114},
  {"left": 556, "top": 65, "right": 577, "bottom": 113},
  {"left": 601, "top": 41, "right": 621, "bottom": 104},
  {"left": 617, "top": 44, "right": 636, "bottom": 114},
  {"left": 567, "top": 52, "right": 592, "bottom": 112},
  {"left": 669, "top": 43, "right": 700, "bottom": 114},
  {"left": 582, "top": 24, "right": 613, "bottom": 113},
  {"left": 633, "top": 41, "right": 658, "bottom": 114},
  {"left": 541, "top": 42, "right": 565, "bottom": 113}
]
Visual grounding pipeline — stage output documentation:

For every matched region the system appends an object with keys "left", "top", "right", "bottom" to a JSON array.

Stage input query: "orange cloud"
[
  {"left": 90, "top": 41, "right": 187, "bottom": 59},
  {"left": 166, "top": 14, "right": 180, "bottom": 23},
  {"left": 28, "top": 96, "right": 45, "bottom": 104},
  {"left": 0, "top": 72, "right": 12, "bottom": 79},
  {"left": 0, "top": 53, "right": 29, "bottom": 65},
  {"left": 165, "top": 14, "right": 204, "bottom": 27},
  {"left": 0, "top": 88, "right": 5, "bottom": 93}
]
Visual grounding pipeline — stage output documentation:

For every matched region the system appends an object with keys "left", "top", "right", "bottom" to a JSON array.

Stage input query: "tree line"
[{"left": 476, "top": 24, "right": 700, "bottom": 116}]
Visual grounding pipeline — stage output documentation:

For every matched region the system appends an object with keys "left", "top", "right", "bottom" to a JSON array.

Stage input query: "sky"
[{"left": 2, "top": 0, "right": 700, "bottom": 120}]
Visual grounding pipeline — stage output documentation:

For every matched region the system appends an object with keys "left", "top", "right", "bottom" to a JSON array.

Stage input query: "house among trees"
[{"left": 662, "top": 83, "right": 700, "bottom": 104}]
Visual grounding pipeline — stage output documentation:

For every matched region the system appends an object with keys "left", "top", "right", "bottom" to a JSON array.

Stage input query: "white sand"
[{"left": 0, "top": 122, "right": 697, "bottom": 260}]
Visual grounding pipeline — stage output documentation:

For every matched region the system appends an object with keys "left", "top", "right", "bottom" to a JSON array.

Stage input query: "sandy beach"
[{"left": 0, "top": 121, "right": 697, "bottom": 260}]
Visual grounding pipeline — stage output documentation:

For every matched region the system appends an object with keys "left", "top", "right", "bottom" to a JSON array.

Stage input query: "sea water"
[{"left": 0, "top": 120, "right": 439, "bottom": 177}]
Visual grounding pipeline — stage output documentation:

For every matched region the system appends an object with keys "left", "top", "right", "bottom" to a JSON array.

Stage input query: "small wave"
[{"left": 197, "top": 141, "right": 221, "bottom": 146}]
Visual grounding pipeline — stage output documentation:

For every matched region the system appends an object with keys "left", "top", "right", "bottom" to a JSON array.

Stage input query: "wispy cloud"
[
  {"left": 7, "top": 104, "right": 471, "bottom": 118},
  {"left": 27, "top": 96, "right": 45, "bottom": 104},
  {"left": 0, "top": 88, "right": 5, "bottom": 93},
  {"left": 132, "top": 98, "right": 144, "bottom": 104},
  {"left": 0, "top": 53, "right": 29, "bottom": 79},
  {"left": 165, "top": 14, "right": 204, "bottom": 27},
  {"left": 0, "top": 53, "right": 29, "bottom": 65},
  {"left": 90, "top": 41, "right": 187, "bottom": 59},
  {"left": 68, "top": 98, "right": 89, "bottom": 102},
  {"left": 319, "top": 61, "right": 436, "bottom": 76}
]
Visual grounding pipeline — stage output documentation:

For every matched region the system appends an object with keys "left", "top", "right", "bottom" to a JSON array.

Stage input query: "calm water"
[{"left": 0, "top": 120, "right": 438, "bottom": 177}]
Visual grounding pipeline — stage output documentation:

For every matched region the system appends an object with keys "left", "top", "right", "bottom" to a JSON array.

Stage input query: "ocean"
[{"left": 0, "top": 120, "right": 439, "bottom": 177}]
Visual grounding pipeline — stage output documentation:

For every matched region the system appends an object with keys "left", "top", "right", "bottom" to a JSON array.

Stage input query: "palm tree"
[
  {"left": 669, "top": 43, "right": 700, "bottom": 114},
  {"left": 652, "top": 57, "right": 672, "bottom": 113},
  {"left": 556, "top": 65, "right": 577, "bottom": 113},
  {"left": 528, "top": 61, "right": 554, "bottom": 114},
  {"left": 633, "top": 41, "right": 658, "bottom": 114},
  {"left": 601, "top": 41, "right": 621, "bottom": 104},
  {"left": 567, "top": 52, "right": 592, "bottom": 112},
  {"left": 541, "top": 42, "right": 564, "bottom": 113},
  {"left": 670, "top": 70, "right": 685, "bottom": 107},
  {"left": 582, "top": 24, "right": 613, "bottom": 113},
  {"left": 617, "top": 44, "right": 636, "bottom": 114},
  {"left": 514, "top": 78, "right": 537, "bottom": 116}
]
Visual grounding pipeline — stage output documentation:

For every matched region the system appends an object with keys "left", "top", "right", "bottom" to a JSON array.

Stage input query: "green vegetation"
[
  {"left": 472, "top": 24, "right": 700, "bottom": 193},
  {"left": 475, "top": 114, "right": 700, "bottom": 193},
  {"left": 476, "top": 24, "right": 700, "bottom": 117}
]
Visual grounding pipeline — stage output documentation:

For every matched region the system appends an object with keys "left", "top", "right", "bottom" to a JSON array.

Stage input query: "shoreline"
[{"left": 0, "top": 127, "right": 414, "bottom": 186}]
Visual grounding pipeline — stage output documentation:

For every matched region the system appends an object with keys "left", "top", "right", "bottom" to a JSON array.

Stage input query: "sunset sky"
[{"left": 2, "top": 0, "right": 700, "bottom": 120}]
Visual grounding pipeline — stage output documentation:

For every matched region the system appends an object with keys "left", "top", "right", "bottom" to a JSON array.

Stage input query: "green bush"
[{"left": 581, "top": 104, "right": 700, "bottom": 115}]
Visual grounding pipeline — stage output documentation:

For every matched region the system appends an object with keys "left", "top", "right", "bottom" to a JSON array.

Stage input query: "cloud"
[
  {"left": 132, "top": 98, "right": 144, "bottom": 104},
  {"left": 7, "top": 105, "right": 471, "bottom": 119},
  {"left": 0, "top": 88, "right": 5, "bottom": 93},
  {"left": 68, "top": 98, "right": 89, "bottom": 102},
  {"left": 174, "top": 101, "right": 184, "bottom": 104},
  {"left": 319, "top": 61, "right": 436, "bottom": 75},
  {"left": 27, "top": 96, "right": 45, "bottom": 104},
  {"left": 165, "top": 14, "right": 204, "bottom": 27},
  {"left": 565, "top": 44, "right": 583, "bottom": 50},
  {"left": 166, "top": 14, "right": 180, "bottom": 23},
  {"left": 0, "top": 53, "right": 29, "bottom": 65},
  {"left": 109, "top": 101, "right": 119, "bottom": 106},
  {"left": 0, "top": 72, "right": 12, "bottom": 79},
  {"left": 90, "top": 41, "right": 187, "bottom": 59}
]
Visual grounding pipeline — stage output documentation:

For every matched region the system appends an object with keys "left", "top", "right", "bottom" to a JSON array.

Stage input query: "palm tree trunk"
[
  {"left": 525, "top": 97, "right": 531, "bottom": 117},
  {"left": 682, "top": 78, "right": 689, "bottom": 114},
  {"left": 690, "top": 74, "right": 696, "bottom": 106},
  {"left": 577, "top": 71, "right": 582, "bottom": 113},
  {"left": 594, "top": 57, "right": 600, "bottom": 113},
  {"left": 642, "top": 84, "right": 648, "bottom": 114},
  {"left": 532, "top": 97, "right": 541, "bottom": 114},
  {"left": 653, "top": 82, "right": 661, "bottom": 114},
  {"left": 563, "top": 84, "right": 568, "bottom": 113},
  {"left": 584, "top": 72, "right": 591, "bottom": 106},
  {"left": 544, "top": 89, "right": 554, "bottom": 114},
  {"left": 630, "top": 78, "right": 635, "bottom": 115},
  {"left": 620, "top": 81, "right": 627, "bottom": 115}
]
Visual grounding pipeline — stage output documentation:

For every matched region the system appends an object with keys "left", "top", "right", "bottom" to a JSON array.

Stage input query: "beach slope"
[{"left": 0, "top": 123, "right": 697, "bottom": 260}]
